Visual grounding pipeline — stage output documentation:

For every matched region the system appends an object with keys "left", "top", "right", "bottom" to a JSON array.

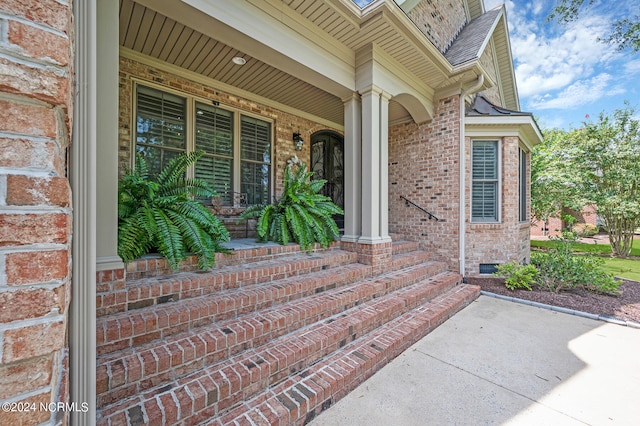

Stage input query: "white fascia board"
[
  {"left": 137, "top": 0, "right": 356, "bottom": 97},
  {"left": 466, "top": 115, "right": 543, "bottom": 150}
]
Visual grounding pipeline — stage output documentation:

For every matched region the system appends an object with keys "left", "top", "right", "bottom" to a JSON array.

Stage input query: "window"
[
  {"left": 136, "top": 86, "right": 186, "bottom": 177},
  {"left": 519, "top": 148, "right": 527, "bottom": 222},
  {"left": 135, "top": 83, "right": 272, "bottom": 205},
  {"left": 472, "top": 140, "right": 499, "bottom": 222}
]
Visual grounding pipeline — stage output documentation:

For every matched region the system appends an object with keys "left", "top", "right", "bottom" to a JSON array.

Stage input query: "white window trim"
[
  {"left": 131, "top": 78, "right": 275, "bottom": 205},
  {"left": 470, "top": 139, "right": 502, "bottom": 223},
  {"left": 518, "top": 145, "right": 528, "bottom": 223}
]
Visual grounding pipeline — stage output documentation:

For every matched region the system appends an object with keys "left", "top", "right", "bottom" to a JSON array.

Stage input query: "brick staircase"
[{"left": 96, "top": 237, "right": 479, "bottom": 425}]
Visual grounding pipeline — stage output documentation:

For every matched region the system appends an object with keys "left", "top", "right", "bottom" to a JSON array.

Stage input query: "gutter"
[{"left": 459, "top": 74, "right": 484, "bottom": 277}]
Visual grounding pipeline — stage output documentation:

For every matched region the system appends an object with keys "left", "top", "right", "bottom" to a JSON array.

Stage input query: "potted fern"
[
  {"left": 239, "top": 161, "right": 343, "bottom": 250},
  {"left": 118, "top": 150, "right": 230, "bottom": 270}
]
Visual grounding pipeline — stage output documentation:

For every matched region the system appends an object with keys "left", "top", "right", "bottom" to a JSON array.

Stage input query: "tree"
[
  {"left": 530, "top": 128, "right": 587, "bottom": 225},
  {"left": 549, "top": 0, "right": 640, "bottom": 52},
  {"left": 573, "top": 104, "right": 640, "bottom": 256},
  {"left": 531, "top": 103, "right": 640, "bottom": 257}
]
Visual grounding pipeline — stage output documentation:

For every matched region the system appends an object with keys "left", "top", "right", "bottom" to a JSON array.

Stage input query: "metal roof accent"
[{"left": 466, "top": 94, "right": 532, "bottom": 117}]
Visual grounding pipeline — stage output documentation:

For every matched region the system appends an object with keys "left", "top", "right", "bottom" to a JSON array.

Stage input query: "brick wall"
[
  {"left": 388, "top": 95, "right": 461, "bottom": 271},
  {"left": 531, "top": 204, "right": 598, "bottom": 238},
  {"left": 465, "top": 136, "right": 530, "bottom": 275},
  {"left": 118, "top": 56, "right": 340, "bottom": 201},
  {"left": 405, "top": 0, "right": 467, "bottom": 53},
  {"left": 0, "top": 1, "right": 73, "bottom": 425}
]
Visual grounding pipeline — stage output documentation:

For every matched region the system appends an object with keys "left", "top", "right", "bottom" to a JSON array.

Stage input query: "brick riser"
[
  {"left": 96, "top": 276, "right": 469, "bottom": 425},
  {"left": 96, "top": 261, "right": 450, "bottom": 408},
  {"left": 97, "top": 251, "right": 431, "bottom": 356},
  {"left": 98, "top": 249, "right": 357, "bottom": 318},
  {"left": 96, "top": 240, "right": 480, "bottom": 426},
  {"left": 217, "top": 285, "right": 480, "bottom": 426}
]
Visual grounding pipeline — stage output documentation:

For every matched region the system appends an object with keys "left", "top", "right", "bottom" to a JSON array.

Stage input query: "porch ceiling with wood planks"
[{"left": 119, "top": 0, "right": 486, "bottom": 127}]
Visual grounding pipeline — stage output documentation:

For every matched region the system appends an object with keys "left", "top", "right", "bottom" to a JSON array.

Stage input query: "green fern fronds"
[
  {"left": 118, "top": 151, "right": 230, "bottom": 270},
  {"left": 239, "top": 162, "right": 343, "bottom": 251}
]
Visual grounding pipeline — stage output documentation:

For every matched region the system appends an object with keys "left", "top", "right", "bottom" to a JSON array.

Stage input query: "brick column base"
[{"left": 341, "top": 241, "right": 393, "bottom": 274}]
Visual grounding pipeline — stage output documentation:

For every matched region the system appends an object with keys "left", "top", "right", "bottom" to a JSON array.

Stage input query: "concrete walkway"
[{"left": 310, "top": 295, "right": 640, "bottom": 426}]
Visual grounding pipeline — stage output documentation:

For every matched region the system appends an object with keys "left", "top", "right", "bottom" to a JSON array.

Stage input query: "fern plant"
[
  {"left": 239, "top": 162, "right": 343, "bottom": 250},
  {"left": 118, "top": 150, "right": 230, "bottom": 270}
]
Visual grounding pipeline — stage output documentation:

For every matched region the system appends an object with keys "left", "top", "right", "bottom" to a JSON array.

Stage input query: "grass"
[
  {"left": 601, "top": 258, "right": 640, "bottom": 281},
  {"left": 531, "top": 238, "right": 640, "bottom": 281},
  {"left": 531, "top": 239, "right": 640, "bottom": 257}
]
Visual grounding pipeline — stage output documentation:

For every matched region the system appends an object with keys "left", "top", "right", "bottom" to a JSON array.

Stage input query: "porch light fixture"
[
  {"left": 293, "top": 131, "right": 304, "bottom": 151},
  {"left": 232, "top": 56, "right": 246, "bottom": 65}
]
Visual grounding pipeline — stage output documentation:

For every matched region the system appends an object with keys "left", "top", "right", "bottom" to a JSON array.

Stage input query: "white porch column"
[
  {"left": 341, "top": 93, "right": 362, "bottom": 242},
  {"left": 96, "top": 0, "right": 123, "bottom": 271},
  {"left": 379, "top": 90, "right": 391, "bottom": 239},
  {"left": 358, "top": 86, "right": 392, "bottom": 244}
]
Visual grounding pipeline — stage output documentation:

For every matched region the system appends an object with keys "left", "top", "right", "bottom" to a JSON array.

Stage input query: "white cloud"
[{"left": 529, "top": 73, "right": 625, "bottom": 110}]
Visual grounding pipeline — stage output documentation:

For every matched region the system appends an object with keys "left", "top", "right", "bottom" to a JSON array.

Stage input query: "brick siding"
[
  {"left": 118, "top": 56, "right": 340, "bottom": 200},
  {"left": 465, "top": 136, "right": 531, "bottom": 275},
  {"left": 531, "top": 204, "right": 598, "bottom": 238},
  {"left": 388, "top": 95, "right": 461, "bottom": 271},
  {"left": 0, "top": 1, "right": 73, "bottom": 425},
  {"left": 405, "top": 0, "right": 467, "bottom": 53}
]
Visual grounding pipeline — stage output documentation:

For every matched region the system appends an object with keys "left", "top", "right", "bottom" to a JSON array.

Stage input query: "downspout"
[{"left": 459, "top": 74, "right": 484, "bottom": 278}]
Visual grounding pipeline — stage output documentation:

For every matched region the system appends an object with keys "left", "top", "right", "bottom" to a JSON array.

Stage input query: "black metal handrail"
[{"left": 400, "top": 195, "right": 440, "bottom": 222}]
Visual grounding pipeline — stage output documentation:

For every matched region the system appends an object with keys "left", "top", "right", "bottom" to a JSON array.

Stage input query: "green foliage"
[
  {"left": 493, "top": 261, "right": 538, "bottom": 291},
  {"left": 532, "top": 104, "right": 640, "bottom": 257},
  {"left": 239, "top": 162, "right": 343, "bottom": 250},
  {"left": 530, "top": 233, "right": 620, "bottom": 295},
  {"left": 118, "top": 151, "right": 230, "bottom": 270},
  {"left": 573, "top": 223, "right": 598, "bottom": 238},
  {"left": 576, "top": 105, "right": 640, "bottom": 256},
  {"left": 531, "top": 129, "right": 587, "bottom": 222},
  {"left": 548, "top": 0, "right": 639, "bottom": 52}
]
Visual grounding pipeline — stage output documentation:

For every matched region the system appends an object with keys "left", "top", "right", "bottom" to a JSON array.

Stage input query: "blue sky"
[{"left": 483, "top": 0, "right": 640, "bottom": 130}]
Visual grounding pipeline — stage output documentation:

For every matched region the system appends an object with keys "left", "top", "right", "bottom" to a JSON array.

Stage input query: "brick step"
[
  {"left": 96, "top": 262, "right": 451, "bottom": 408},
  {"left": 96, "top": 250, "right": 431, "bottom": 356},
  {"left": 215, "top": 284, "right": 480, "bottom": 426},
  {"left": 98, "top": 249, "right": 357, "bottom": 318},
  {"left": 125, "top": 242, "right": 340, "bottom": 281},
  {"left": 96, "top": 272, "right": 464, "bottom": 425},
  {"left": 389, "top": 248, "right": 430, "bottom": 270},
  {"left": 391, "top": 239, "right": 419, "bottom": 255}
]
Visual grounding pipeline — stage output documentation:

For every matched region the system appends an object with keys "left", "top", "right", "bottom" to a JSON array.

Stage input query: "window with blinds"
[
  {"left": 472, "top": 141, "right": 499, "bottom": 222},
  {"left": 195, "top": 103, "right": 233, "bottom": 205},
  {"left": 240, "top": 116, "right": 271, "bottom": 205},
  {"left": 136, "top": 85, "right": 186, "bottom": 178},
  {"left": 134, "top": 83, "right": 272, "bottom": 206},
  {"left": 519, "top": 148, "right": 527, "bottom": 222}
]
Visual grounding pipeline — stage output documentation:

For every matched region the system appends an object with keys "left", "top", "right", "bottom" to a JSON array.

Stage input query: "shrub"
[
  {"left": 530, "top": 247, "right": 619, "bottom": 295},
  {"left": 239, "top": 162, "right": 343, "bottom": 250},
  {"left": 118, "top": 151, "right": 230, "bottom": 270},
  {"left": 573, "top": 223, "right": 599, "bottom": 237},
  {"left": 493, "top": 261, "right": 538, "bottom": 291}
]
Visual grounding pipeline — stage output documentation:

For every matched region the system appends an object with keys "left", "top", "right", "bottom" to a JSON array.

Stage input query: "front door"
[{"left": 311, "top": 131, "right": 344, "bottom": 229}]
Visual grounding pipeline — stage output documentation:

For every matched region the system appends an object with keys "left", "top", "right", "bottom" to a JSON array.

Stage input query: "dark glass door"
[{"left": 311, "top": 131, "right": 344, "bottom": 229}]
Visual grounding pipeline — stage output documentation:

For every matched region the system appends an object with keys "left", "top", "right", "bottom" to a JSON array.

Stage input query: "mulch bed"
[{"left": 468, "top": 277, "right": 640, "bottom": 325}]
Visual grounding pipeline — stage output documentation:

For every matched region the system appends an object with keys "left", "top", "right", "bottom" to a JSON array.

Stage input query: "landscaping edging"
[{"left": 480, "top": 290, "right": 640, "bottom": 329}]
